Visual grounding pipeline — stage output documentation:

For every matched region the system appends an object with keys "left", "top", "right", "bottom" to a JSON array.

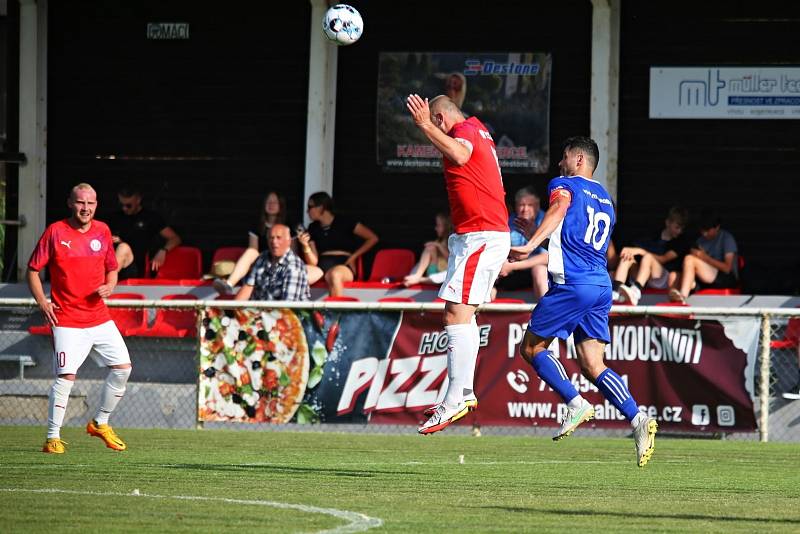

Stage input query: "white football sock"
[
  {"left": 631, "top": 411, "right": 646, "bottom": 428},
  {"left": 443, "top": 323, "right": 476, "bottom": 408},
  {"left": 567, "top": 396, "right": 585, "bottom": 410},
  {"left": 93, "top": 367, "right": 131, "bottom": 425},
  {"left": 47, "top": 377, "right": 74, "bottom": 439},
  {"left": 464, "top": 316, "right": 480, "bottom": 396}
]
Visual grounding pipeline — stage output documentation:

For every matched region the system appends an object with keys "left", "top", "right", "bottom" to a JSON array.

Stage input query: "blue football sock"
[
  {"left": 595, "top": 368, "right": 639, "bottom": 421},
  {"left": 530, "top": 351, "right": 579, "bottom": 403}
]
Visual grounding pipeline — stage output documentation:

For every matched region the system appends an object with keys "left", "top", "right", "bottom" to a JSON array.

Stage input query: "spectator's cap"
[{"left": 204, "top": 260, "right": 235, "bottom": 279}]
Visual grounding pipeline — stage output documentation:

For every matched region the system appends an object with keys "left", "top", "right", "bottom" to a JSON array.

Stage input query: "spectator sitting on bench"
[
  {"left": 494, "top": 186, "right": 549, "bottom": 300},
  {"left": 297, "top": 192, "right": 379, "bottom": 297},
  {"left": 235, "top": 224, "right": 310, "bottom": 302},
  {"left": 108, "top": 186, "right": 181, "bottom": 279},
  {"left": 670, "top": 209, "right": 738, "bottom": 303},
  {"left": 214, "top": 190, "right": 295, "bottom": 295},
  {"left": 404, "top": 211, "right": 452, "bottom": 286},
  {"left": 613, "top": 206, "right": 692, "bottom": 306}
]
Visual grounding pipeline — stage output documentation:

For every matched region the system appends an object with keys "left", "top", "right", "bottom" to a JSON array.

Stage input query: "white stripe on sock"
[
  {"left": 547, "top": 353, "right": 569, "bottom": 381},
  {"left": 605, "top": 372, "right": 631, "bottom": 401},
  {"left": 600, "top": 373, "right": 626, "bottom": 404}
]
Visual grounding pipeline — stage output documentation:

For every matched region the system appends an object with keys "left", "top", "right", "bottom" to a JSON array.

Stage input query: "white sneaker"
[
  {"left": 423, "top": 393, "right": 477, "bottom": 417},
  {"left": 418, "top": 401, "right": 471, "bottom": 435},
  {"left": 782, "top": 389, "right": 800, "bottom": 400},
  {"left": 553, "top": 398, "right": 595, "bottom": 441},
  {"left": 612, "top": 290, "right": 621, "bottom": 303},
  {"left": 634, "top": 416, "right": 658, "bottom": 467},
  {"left": 618, "top": 284, "right": 641, "bottom": 306}
]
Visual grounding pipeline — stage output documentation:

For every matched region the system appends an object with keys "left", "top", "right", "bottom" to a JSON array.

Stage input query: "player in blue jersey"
[{"left": 510, "top": 136, "right": 657, "bottom": 467}]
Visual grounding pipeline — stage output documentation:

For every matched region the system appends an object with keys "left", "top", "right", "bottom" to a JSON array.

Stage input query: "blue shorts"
[{"left": 528, "top": 284, "right": 612, "bottom": 343}]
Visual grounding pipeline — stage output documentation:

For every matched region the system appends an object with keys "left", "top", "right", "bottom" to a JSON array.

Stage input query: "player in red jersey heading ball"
[{"left": 406, "top": 94, "right": 511, "bottom": 434}]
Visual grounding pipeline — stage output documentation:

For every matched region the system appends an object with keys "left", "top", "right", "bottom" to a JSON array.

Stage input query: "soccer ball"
[{"left": 322, "top": 4, "right": 363, "bottom": 46}]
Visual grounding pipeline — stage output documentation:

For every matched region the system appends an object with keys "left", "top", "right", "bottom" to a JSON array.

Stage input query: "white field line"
[
  {"left": 0, "top": 456, "right": 688, "bottom": 470},
  {"left": 0, "top": 488, "right": 382, "bottom": 534}
]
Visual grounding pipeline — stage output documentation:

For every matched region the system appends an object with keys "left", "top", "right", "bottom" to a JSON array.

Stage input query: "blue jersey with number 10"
[{"left": 547, "top": 176, "right": 615, "bottom": 286}]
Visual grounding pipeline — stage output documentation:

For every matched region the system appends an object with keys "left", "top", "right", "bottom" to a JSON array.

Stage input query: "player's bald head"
[{"left": 429, "top": 95, "right": 464, "bottom": 120}]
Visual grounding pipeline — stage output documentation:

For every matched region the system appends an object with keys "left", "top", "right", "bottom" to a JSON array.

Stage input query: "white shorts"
[
  {"left": 438, "top": 231, "right": 510, "bottom": 305},
  {"left": 52, "top": 320, "right": 131, "bottom": 375}
]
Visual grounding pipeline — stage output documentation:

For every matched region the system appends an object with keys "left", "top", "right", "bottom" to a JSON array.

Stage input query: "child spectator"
[
  {"left": 613, "top": 206, "right": 691, "bottom": 306},
  {"left": 403, "top": 212, "right": 452, "bottom": 286},
  {"left": 670, "top": 209, "right": 738, "bottom": 303}
]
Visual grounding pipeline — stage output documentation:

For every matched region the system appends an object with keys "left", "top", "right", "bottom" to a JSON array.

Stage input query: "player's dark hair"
[
  {"left": 308, "top": 191, "right": 334, "bottom": 213},
  {"left": 562, "top": 136, "right": 600, "bottom": 172},
  {"left": 697, "top": 209, "right": 722, "bottom": 231}
]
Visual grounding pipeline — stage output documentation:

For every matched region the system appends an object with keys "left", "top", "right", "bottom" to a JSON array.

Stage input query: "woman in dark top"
[{"left": 297, "top": 191, "right": 379, "bottom": 297}]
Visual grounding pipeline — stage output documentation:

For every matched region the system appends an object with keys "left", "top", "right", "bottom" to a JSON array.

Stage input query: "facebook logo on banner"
[{"left": 691, "top": 405, "right": 710, "bottom": 426}]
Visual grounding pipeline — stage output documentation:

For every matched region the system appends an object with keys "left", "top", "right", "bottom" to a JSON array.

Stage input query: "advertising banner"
[
  {"left": 198, "top": 308, "right": 758, "bottom": 433},
  {"left": 650, "top": 67, "right": 800, "bottom": 119},
  {"left": 377, "top": 52, "right": 552, "bottom": 173}
]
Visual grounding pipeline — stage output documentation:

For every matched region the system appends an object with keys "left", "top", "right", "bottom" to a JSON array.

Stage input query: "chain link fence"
[{"left": 1, "top": 300, "right": 798, "bottom": 442}]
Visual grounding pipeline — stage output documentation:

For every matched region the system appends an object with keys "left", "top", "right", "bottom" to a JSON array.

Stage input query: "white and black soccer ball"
[{"left": 322, "top": 4, "right": 363, "bottom": 46}]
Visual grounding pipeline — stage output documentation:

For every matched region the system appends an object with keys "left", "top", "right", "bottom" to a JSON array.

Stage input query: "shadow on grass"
[
  {"left": 150, "top": 463, "right": 419, "bottom": 478},
  {"left": 483, "top": 506, "right": 800, "bottom": 525}
]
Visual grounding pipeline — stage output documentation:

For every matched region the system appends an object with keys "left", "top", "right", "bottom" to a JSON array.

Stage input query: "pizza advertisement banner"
[
  {"left": 376, "top": 51, "right": 552, "bottom": 173},
  {"left": 197, "top": 308, "right": 759, "bottom": 433}
]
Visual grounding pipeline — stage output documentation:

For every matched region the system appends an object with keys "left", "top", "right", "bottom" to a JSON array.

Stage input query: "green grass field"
[{"left": 1, "top": 426, "right": 798, "bottom": 533}]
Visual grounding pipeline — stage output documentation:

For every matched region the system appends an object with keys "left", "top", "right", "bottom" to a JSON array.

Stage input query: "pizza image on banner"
[{"left": 198, "top": 308, "right": 310, "bottom": 423}]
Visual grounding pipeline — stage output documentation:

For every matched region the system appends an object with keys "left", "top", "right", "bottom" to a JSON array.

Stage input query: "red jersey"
[
  {"left": 28, "top": 219, "right": 118, "bottom": 328},
  {"left": 443, "top": 116, "right": 509, "bottom": 234}
]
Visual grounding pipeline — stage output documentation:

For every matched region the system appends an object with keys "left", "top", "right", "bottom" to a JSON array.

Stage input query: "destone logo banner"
[{"left": 377, "top": 52, "right": 552, "bottom": 173}]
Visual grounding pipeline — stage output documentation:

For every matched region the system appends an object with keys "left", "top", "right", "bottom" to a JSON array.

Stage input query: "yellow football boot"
[
  {"left": 86, "top": 420, "right": 127, "bottom": 451},
  {"left": 42, "top": 438, "right": 67, "bottom": 454}
]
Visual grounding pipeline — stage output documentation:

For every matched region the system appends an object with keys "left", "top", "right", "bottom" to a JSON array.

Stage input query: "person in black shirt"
[
  {"left": 613, "top": 206, "right": 692, "bottom": 306},
  {"left": 296, "top": 191, "right": 379, "bottom": 297},
  {"left": 107, "top": 186, "right": 182, "bottom": 279}
]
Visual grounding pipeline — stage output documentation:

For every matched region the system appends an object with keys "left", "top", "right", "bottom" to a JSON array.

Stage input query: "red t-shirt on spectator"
[
  {"left": 28, "top": 219, "right": 117, "bottom": 328},
  {"left": 443, "top": 116, "right": 509, "bottom": 234}
]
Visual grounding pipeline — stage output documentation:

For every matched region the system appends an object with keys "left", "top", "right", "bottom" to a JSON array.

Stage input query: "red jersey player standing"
[
  {"left": 29, "top": 183, "right": 132, "bottom": 453},
  {"left": 406, "top": 94, "right": 510, "bottom": 434}
]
